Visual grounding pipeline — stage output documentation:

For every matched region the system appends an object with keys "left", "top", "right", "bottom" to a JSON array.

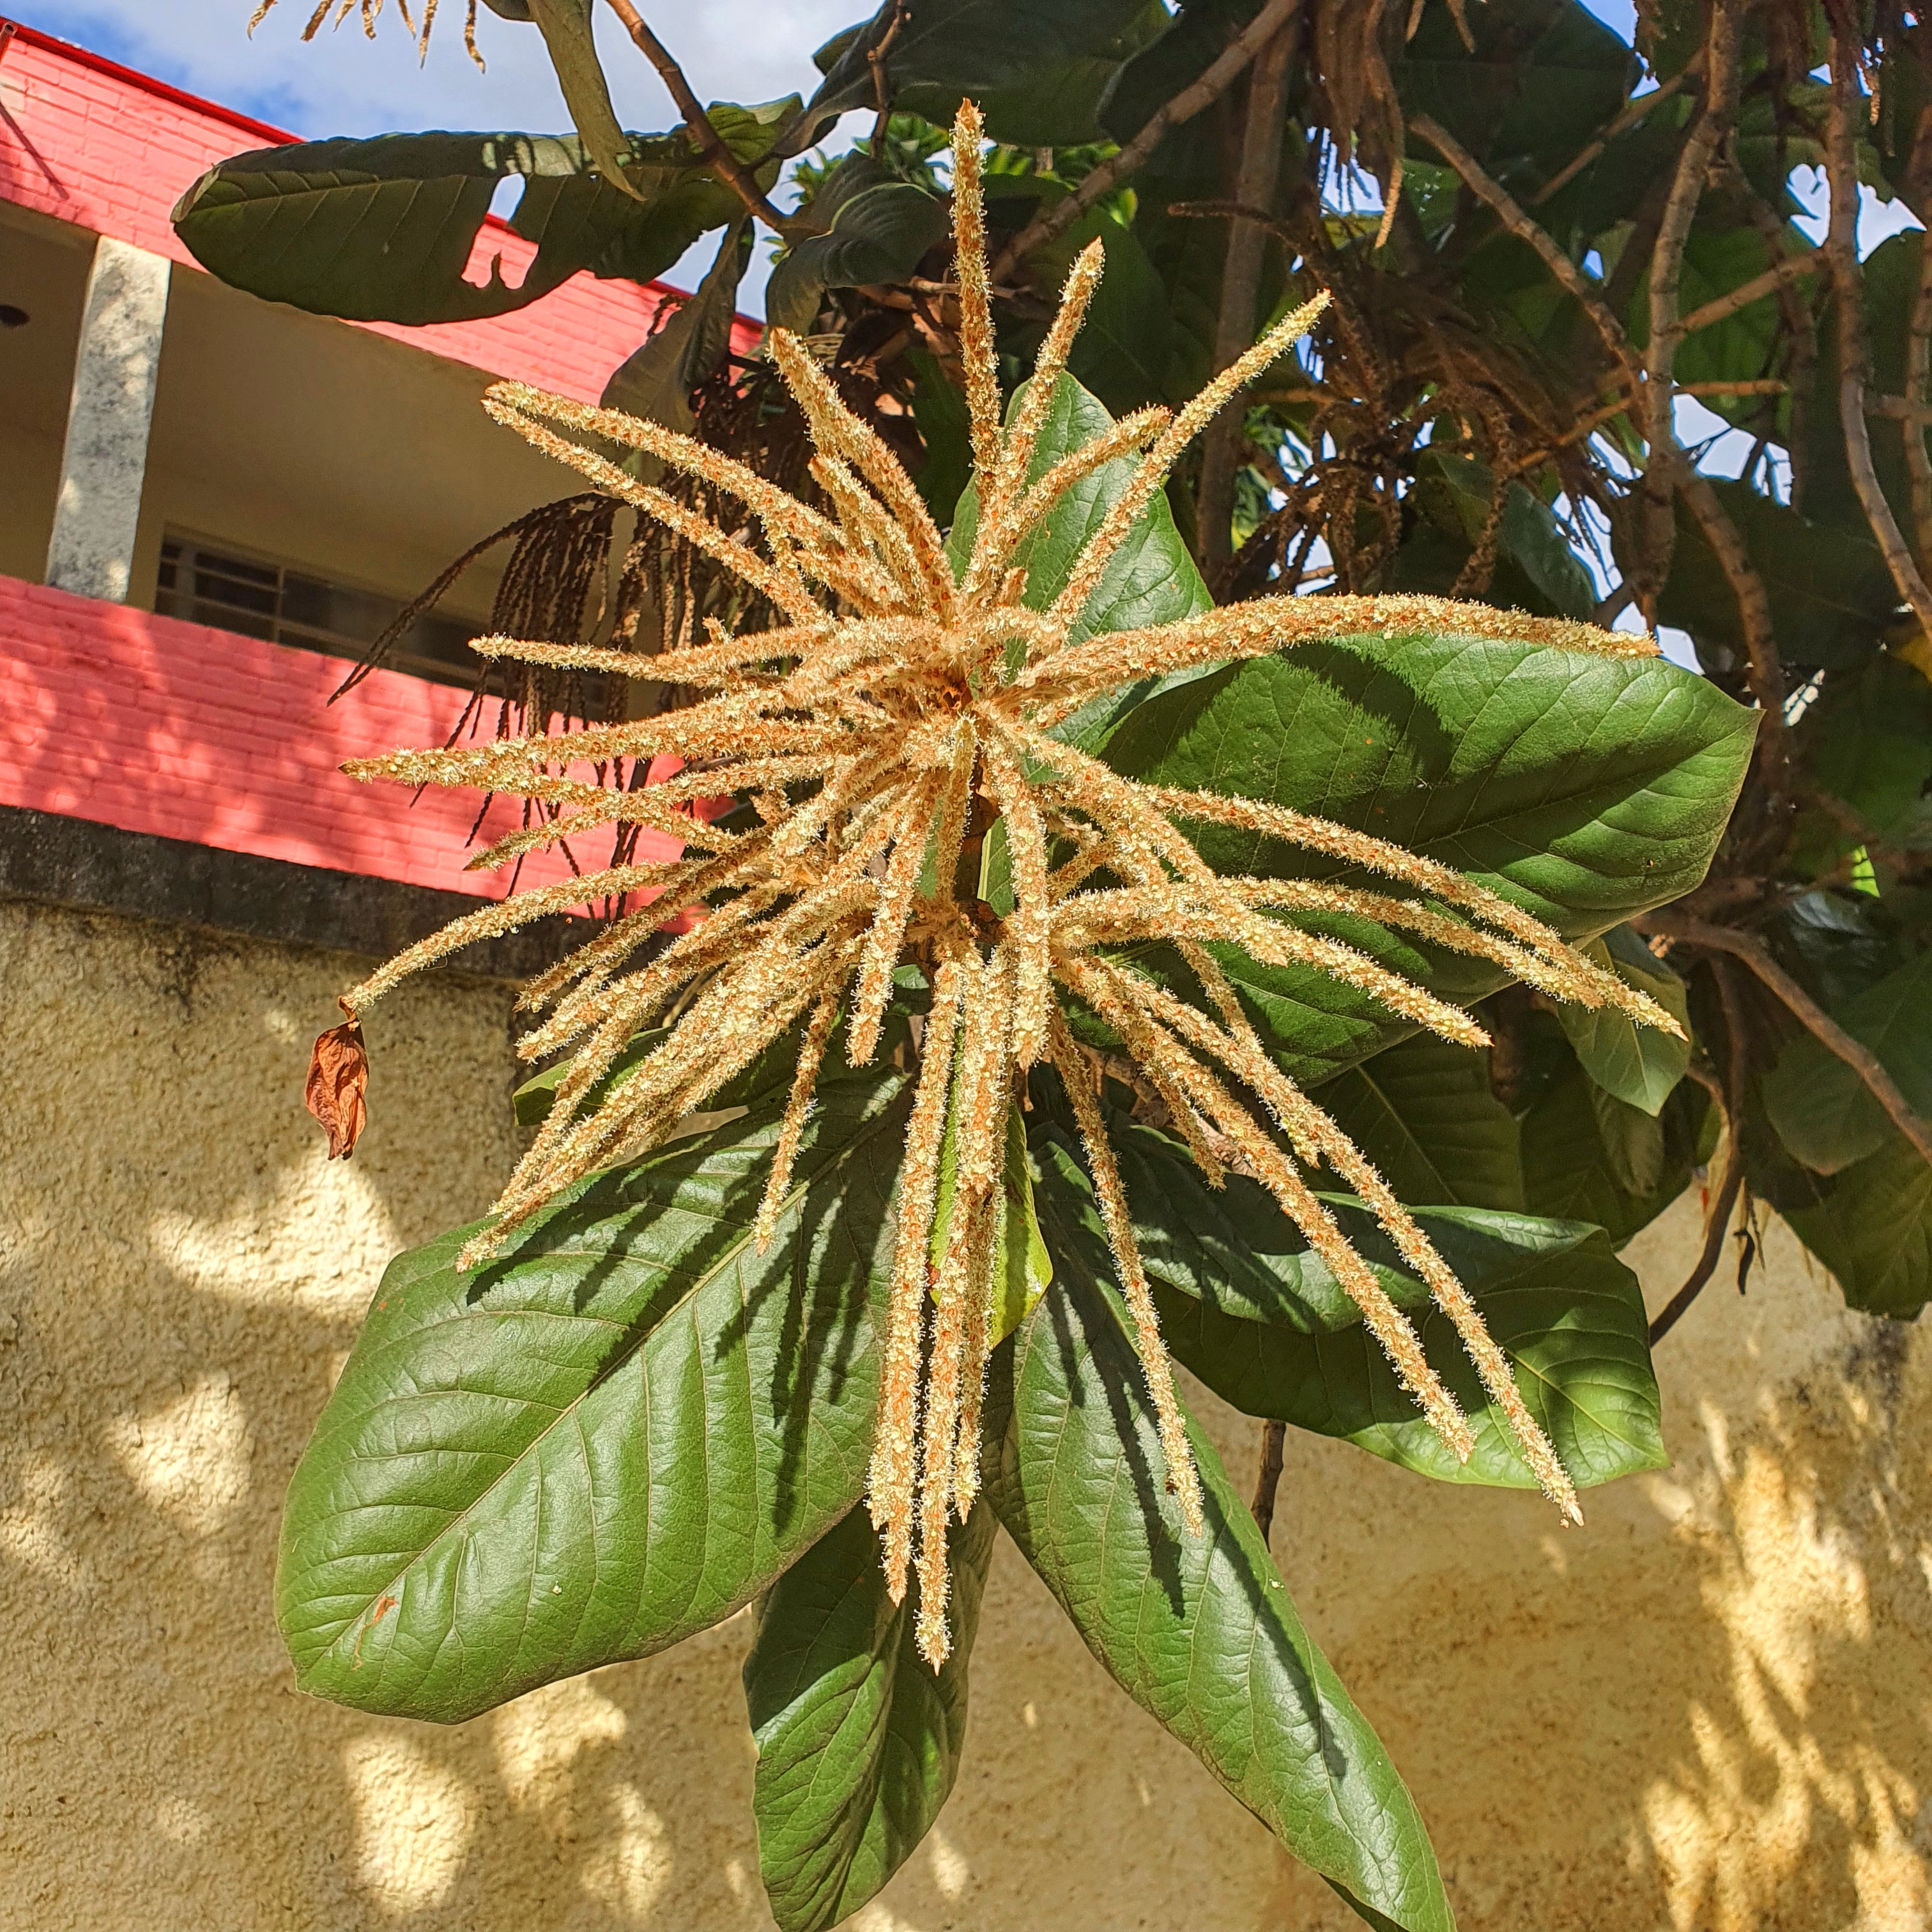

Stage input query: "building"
[{"left": 0, "top": 15, "right": 744, "bottom": 954}]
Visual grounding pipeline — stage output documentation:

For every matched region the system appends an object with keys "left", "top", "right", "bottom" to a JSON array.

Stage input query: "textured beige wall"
[{"left": 2, "top": 896, "right": 1928, "bottom": 1932}]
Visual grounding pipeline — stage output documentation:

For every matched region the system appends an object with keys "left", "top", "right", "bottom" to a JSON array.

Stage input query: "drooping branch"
[
  {"left": 1825, "top": 36, "right": 1932, "bottom": 636},
  {"left": 1644, "top": 913, "right": 1932, "bottom": 1169},
  {"left": 1675, "top": 245, "right": 1825, "bottom": 339},
  {"left": 1531, "top": 52, "right": 1704, "bottom": 206},
  {"left": 988, "top": 0, "right": 1305, "bottom": 285},
  {"left": 1198, "top": 15, "right": 1299, "bottom": 574},
  {"left": 599, "top": 0, "right": 804, "bottom": 236}
]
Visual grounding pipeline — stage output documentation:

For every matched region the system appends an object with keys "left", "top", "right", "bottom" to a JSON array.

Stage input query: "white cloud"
[{"left": 10, "top": 0, "right": 864, "bottom": 304}]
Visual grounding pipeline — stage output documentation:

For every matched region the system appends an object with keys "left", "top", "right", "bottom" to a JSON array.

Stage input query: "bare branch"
[
  {"left": 1907, "top": 232, "right": 1932, "bottom": 570},
  {"left": 988, "top": 0, "right": 1305, "bottom": 285},
  {"left": 1409, "top": 112, "right": 1638, "bottom": 378},
  {"left": 1676, "top": 246, "right": 1825, "bottom": 339},
  {"left": 1646, "top": 913, "right": 1932, "bottom": 1170},
  {"left": 1532, "top": 52, "right": 1703, "bottom": 206},
  {"left": 1199, "top": 17, "right": 1298, "bottom": 574},
  {"left": 599, "top": 0, "right": 803, "bottom": 236},
  {"left": 1825, "top": 38, "right": 1932, "bottom": 636},
  {"left": 1679, "top": 466, "right": 1785, "bottom": 725}
]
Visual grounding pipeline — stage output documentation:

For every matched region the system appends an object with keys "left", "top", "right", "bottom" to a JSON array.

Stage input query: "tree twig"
[
  {"left": 1675, "top": 246, "right": 1825, "bottom": 339},
  {"left": 1199, "top": 15, "right": 1299, "bottom": 574},
  {"left": 1906, "top": 229, "right": 1932, "bottom": 570},
  {"left": 1409, "top": 112, "right": 1638, "bottom": 379},
  {"left": 1643, "top": 912, "right": 1932, "bottom": 1168},
  {"left": 1825, "top": 37, "right": 1932, "bottom": 636},
  {"left": 988, "top": 0, "right": 1305, "bottom": 284},
  {"left": 599, "top": 0, "right": 803, "bottom": 236},
  {"left": 1251, "top": 1419, "right": 1287, "bottom": 1539},
  {"left": 1650, "top": 960, "right": 1748, "bottom": 1345},
  {"left": 1531, "top": 52, "right": 1703, "bottom": 206},
  {"left": 1679, "top": 466, "right": 1786, "bottom": 728}
]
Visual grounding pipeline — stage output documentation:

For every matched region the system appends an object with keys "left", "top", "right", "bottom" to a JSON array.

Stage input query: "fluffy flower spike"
[{"left": 321, "top": 103, "right": 1673, "bottom": 1666}]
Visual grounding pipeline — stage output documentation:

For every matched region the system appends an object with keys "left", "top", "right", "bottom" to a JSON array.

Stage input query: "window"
[{"left": 155, "top": 532, "right": 482, "bottom": 687}]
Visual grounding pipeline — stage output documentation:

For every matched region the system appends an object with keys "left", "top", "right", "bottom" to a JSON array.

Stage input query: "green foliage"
[
  {"left": 745, "top": 1501, "right": 996, "bottom": 1932},
  {"left": 277, "top": 1041, "right": 910, "bottom": 1722},
  {"left": 766, "top": 155, "right": 950, "bottom": 333},
  {"left": 1032, "top": 1107, "right": 1665, "bottom": 1491},
  {"left": 171, "top": 106, "right": 790, "bottom": 326},
  {"left": 602, "top": 222, "right": 749, "bottom": 432},
  {"left": 984, "top": 1234, "right": 1456, "bottom": 1932},
  {"left": 1556, "top": 928, "right": 1692, "bottom": 1116},
  {"left": 1101, "top": 631, "right": 1757, "bottom": 1084}
]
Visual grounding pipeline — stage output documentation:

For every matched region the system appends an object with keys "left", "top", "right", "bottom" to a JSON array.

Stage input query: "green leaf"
[
  {"left": 745, "top": 1500, "right": 996, "bottom": 1932},
  {"left": 1555, "top": 927, "right": 1691, "bottom": 1115},
  {"left": 1761, "top": 949, "right": 1932, "bottom": 1174},
  {"left": 907, "top": 349, "right": 974, "bottom": 525},
  {"left": 1659, "top": 479, "right": 1900, "bottom": 675},
  {"left": 1413, "top": 451, "right": 1597, "bottom": 620},
  {"left": 1032, "top": 1111, "right": 1664, "bottom": 1492},
  {"left": 1519, "top": 1045, "right": 1707, "bottom": 1246},
  {"left": 946, "top": 371, "right": 1211, "bottom": 749},
  {"left": 931, "top": 1096, "right": 1052, "bottom": 1348},
  {"left": 1806, "top": 654, "right": 1932, "bottom": 852},
  {"left": 985, "top": 1226, "right": 1455, "bottom": 1932},
  {"left": 797, "top": 0, "right": 1170, "bottom": 151},
  {"left": 1027, "top": 206, "right": 1173, "bottom": 417},
  {"left": 527, "top": 0, "right": 643, "bottom": 198},
  {"left": 1777, "top": 1130, "right": 1932, "bottom": 1318},
  {"left": 1105, "top": 632, "right": 1756, "bottom": 1084},
  {"left": 172, "top": 110, "right": 789, "bottom": 327},
  {"left": 766, "top": 159, "right": 950, "bottom": 334},
  {"left": 1315, "top": 1034, "right": 1526, "bottom": 1211},
  {"left": 603, "top": 220, "right": 748, "bottom": 434},
  {"left": 275, "top": 1045, "right": 911, "bottom": 1723}
]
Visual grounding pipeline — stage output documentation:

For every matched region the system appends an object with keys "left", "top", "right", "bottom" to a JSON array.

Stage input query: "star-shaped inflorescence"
[{"left": 326, "top": 103, "right": 1676, "bottom": 1667}]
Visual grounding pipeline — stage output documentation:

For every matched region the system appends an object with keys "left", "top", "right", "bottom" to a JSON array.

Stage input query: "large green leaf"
[
  {"left": 985, "top": 1220, "right": 1456, "bottom": 1932},
  {"left": 527, "top": 0, "right": 641, "bottom": 198},
  {"left": 1315, "top": 1034, "right": 1526, "bottom": 1212},
  {"left": 797, "top": 0, "right": 1170, "bottom": 151},
  {"left": 1806, "top": 654, "right": 1932, "bottom": 854},
  {"left": 172, "top": 107, "right": 789, "bottom": 326},
  {"left": 767, "top": 157, "right": 950, "bottom": 335},
  {"left": 1519, "top": 1045, "right": 1707, "bottom": 1246},
  {"left": 1032, "top": 1110, "right": 1663, "bottom": 1492},
  {"left": 1778, "top": 1130, "right": 1932, "bottom": 1319},
  {"left": 1105, "top": 632, "right": 1756, "bottom": 1084},
  {"left": 1659, "top": 479, "right": 1899, "bottom": 675},
  {"left": 744, "top": 1501, "right": 996, "bottom": 1932},
  {"left": 276, "top": 1046, "right": 910, "bottom": 1723},
  {"left": 1761, "top": 949, "right": 1932, "bottom": 1175},
  {"left": 1555, "top": 926, "right": 1692, "bottom": 1115}
]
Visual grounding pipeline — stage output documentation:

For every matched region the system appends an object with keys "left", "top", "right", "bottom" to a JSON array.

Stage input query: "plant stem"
[
  {"left": 1250, "top": 1419, "right": 1286, "bottom": 1539},
  {"left": 988, "top": 0, "right": 1305, "bottom": 285},
  {"left": 1675, "top": 246, "right": 1824, "bottom": 339},
  {"left": 598, "top": 0, "right": 804, "bottom": 236},
  {"left": 1198, "top": 16, "right": 1298, "bottom": 576}
]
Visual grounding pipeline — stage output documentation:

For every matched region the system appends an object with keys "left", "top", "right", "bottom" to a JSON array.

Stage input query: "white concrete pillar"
[{"left": 45, "top": 236, "right": 172, "bottom": 604}]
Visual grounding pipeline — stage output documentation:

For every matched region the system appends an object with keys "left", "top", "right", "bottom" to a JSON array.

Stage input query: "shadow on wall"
[{"left": 0, "top": 896, "right": 1927, "bottom": 1932}]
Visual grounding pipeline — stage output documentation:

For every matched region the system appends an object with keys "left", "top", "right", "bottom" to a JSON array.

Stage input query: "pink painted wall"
[
  {"left": 0, "top": 574, "right": 681, "bottom": 901},
  {"left": 0, "top": 19, "right": 760, "bottom": 404}
]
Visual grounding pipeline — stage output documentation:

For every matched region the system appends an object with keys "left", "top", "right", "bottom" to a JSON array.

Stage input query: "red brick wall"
[
  {"left": 0, "top": 574, "right": 682, "bottom": 901},
  {"left": 0, "top": 21, "right": 760, "bottom": 403}
]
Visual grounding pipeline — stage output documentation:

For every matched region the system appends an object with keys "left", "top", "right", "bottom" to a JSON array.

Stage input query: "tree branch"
[
  {"left": 1250, "top": 1419, "right": 1287, "bottom": 1539},
  {"left": 1675, "top": 245, "right": 1825, "bottom": 339},
  {"left": 1825, "top": 37, "right": 1932, "bottom": 636},
  {"left": 1531, "top": 52, "right": 1703, "bottom": 206},
  {"left": 1199, "top": 15, "right": 1299, "bottom": 574},
  {"left": 1643, "top": 912, "right": 1932, "bottom": 1169},
  {"left": 988, "top": 0, "right": 1305, "bottom": 285},
  {"left": 599, "top": 0, "right": 804, "bottom": 236},
  {"left": 1409, "top": 112, "right": 1639, "bottom": 379}
]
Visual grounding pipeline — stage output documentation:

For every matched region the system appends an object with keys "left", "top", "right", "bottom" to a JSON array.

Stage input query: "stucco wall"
[{"left": 2, "top": 896, "right": 1928, "bottom": 1932}]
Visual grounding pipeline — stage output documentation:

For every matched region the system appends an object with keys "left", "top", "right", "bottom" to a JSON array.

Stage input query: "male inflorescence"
[{"left": 328, "top": 103, "right": 1677, "bottom": 1669}]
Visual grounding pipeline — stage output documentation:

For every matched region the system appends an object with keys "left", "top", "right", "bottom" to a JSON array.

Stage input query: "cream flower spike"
[{"left": 323, "top": 98, "right": 1676, "bottom": 1666}]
